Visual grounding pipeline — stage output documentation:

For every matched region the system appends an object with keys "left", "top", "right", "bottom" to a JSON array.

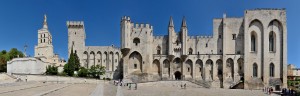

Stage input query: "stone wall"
[
  {"left": 7, "top": 57, "right": 49, "bottom": 75},
  {"left": 121, "top": 9, "right": 287, "bottom": 89}
]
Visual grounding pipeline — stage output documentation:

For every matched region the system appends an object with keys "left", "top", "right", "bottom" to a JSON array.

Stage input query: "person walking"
[{"left": 129, "top": 83, "right": 131, "bottom": 90}]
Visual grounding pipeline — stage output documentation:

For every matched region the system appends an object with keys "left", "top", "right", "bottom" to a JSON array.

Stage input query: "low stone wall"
[
  {"left": 7, "top": 57, "right": 48, "bottom": 75},
  {"left": 12, "top": 75, "right": 100, "bottom": 84}
]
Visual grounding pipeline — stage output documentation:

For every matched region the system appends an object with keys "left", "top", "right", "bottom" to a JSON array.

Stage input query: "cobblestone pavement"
[{"left": 0, "top": 80, "right": 280, "bottom": 96}]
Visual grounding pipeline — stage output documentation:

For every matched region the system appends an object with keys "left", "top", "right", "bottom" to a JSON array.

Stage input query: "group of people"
[
  {"left": 263, "top": 87, "right": 296, "bottom": 95},
  {"left": 113, "top": 80, "right": 123, "bottom": 86},
  {"left": 128, "top": 83, "right": 137, "bottom": 90},
  {"left": 263, "top": 87, "right": 274, "bottom": 95},
  {"left": 113, "top": 80, "right": 138, "bottom": 90},
  {"left": 281, "top": 88, "right": 296, "bottom": 95}
]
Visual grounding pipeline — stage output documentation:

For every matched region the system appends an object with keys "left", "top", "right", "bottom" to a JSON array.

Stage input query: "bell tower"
[{"left": 34, "top": 14, "right": 54, "bottom": 58}]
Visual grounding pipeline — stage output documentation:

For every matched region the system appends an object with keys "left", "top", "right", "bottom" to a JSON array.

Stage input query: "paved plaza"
[
  {"left": 0, "top": 78, "right": 279, "bottom": 96},
  {"left": 0, "top": 74, "right": 278, "bottom": 96}
]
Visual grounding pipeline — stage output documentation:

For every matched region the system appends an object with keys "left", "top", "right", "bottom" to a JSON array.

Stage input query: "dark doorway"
[
  {"left": 240, "top": 76, "right": 244, "bottom": 82},
  {"left": 174, "top": 71, "right": 182, "bottom": 80}
]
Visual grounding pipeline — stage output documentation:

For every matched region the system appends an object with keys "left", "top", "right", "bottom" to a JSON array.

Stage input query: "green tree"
[
  {"left": 0, "top": 48, "right": 24, "bottom": 72},
  {"left": 0, "top": 56, "right": 7, "bottom": 72},
  {"left": 88, "top": 65, "right": 105, "bottom": 78},
  {"left": 8, "top": 48, "right": 24, "bottom": 59},
  {"left": 63, "top": 63, "right": 71, "bottom": 75},
  {"left": 64, "top": 48, "right": 75, "bottom": 76},
  {"left": 45, "top": 65, "right": 58, "bottom": 75},
  {"left": 74, "top": 52, "right": 80, "bottom": 71},
  {"left": 78, "top": 67, "right": 88, "bottom": 77}
]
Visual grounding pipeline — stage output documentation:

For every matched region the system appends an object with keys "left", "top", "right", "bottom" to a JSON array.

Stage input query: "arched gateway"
[{"left": 174, "top": 71, "right": 182, "bottom": 80}]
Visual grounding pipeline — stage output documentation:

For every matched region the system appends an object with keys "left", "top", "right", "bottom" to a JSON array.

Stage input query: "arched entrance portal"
[
  {"left": 174, "top": 71, "right": 182, "bottom": 80},
  {"left": 128, "top": 51, "right": 143, "bottom": 74}
]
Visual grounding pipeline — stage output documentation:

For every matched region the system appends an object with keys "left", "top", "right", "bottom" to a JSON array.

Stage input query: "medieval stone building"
[
  {"left": 67, "top": 21, "right": 122, "bottom": 78},
  {"left": 69, "top": 9, "right": 287, "bottom": 89}
]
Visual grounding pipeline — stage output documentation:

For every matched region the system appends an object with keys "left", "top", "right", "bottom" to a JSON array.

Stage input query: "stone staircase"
[
  {"left": 0, "top": 73, "right": 17, "bottom": 84},
  {"left": 245, "top": 77, "right": 264, "bottom": 89},
  {"left": 269, "top": 78, "right": 282, "bottom": 86},
  {"left": 5, "top": 73, "right": 17, "bottom": 79},
  {"left": 230, "top": 82, "right": 244, "bottom": 89},
  {"left": 186, "top": 79, "right": 212, "bottom": 88}
]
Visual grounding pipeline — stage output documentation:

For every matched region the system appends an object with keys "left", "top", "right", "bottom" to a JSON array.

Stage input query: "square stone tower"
[
  {"left": 67, "top": 21, "right": 86, "bottom": 67},
  {"left": 35, "top": 15, "right": 54, "bottom": 59}
]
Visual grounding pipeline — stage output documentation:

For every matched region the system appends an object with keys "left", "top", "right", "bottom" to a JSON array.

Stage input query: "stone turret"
[
  {"left": 181, "top": 16, "right": 188, "bottom": 55},
  {"left": 121, "top": 16, "right": 132, "bottom": 50},
  {"left": 168, "top": 16, "right": 175, "bottom": 55}
]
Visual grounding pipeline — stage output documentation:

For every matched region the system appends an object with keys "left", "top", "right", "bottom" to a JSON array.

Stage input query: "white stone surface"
[{"left": 7, "top": 57, "right": 48, "bottom": 75}]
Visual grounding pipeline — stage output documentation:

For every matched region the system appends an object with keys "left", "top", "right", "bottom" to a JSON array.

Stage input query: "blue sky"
[{"left": 0, "top": 0, "right": 299, "bottom": 66}]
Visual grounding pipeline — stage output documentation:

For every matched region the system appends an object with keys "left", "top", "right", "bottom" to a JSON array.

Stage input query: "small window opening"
[
  {"left": 237, "top": 51, "right": 241, "bottom": 54},
  {"left": 232, "top": 34, "right": 236, "bottom": 40},
  {"left": 189, "top": 48, "right": 193, "bottom": 55},
  {"left": 157, "top": 46, "right": 161, "bottom": 54},
  {"left": 134, "top": 64, "right": 137, "bottom": 69},
  {"left": 133, "top": 38, "right": 140, "bottom": 46}
]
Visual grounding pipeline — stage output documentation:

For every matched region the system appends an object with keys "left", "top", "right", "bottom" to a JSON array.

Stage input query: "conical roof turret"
[
  {"left": 181, "top": 16, "right": 187, "bottom": 27},
  {"left": 169, "top": 16, "right": 174, "bottom": 27}
]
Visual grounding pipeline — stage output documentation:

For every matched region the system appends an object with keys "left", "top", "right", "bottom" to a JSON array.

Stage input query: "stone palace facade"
[{"left": 69, "top": 9, "right": 287, "bottom": 89}]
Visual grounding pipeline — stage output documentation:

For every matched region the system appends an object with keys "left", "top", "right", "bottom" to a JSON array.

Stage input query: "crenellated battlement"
[
  {"left": 121, "top": 16, "right": 131, "bottom": 21},
  {"left": 248, "top": 8, "right": 285, "bottom": 11},
  {"left": 67, "top": 21, "right": 84, "bottom": 28},
  {"left": 187, "top": 35, "right": 214, "bottom": 40},
  {"left": 154, "top": 36, "right": 165, "bottom": 39},
  {"left": 132, "top": 23, "right": 153, "bottom": 30}
]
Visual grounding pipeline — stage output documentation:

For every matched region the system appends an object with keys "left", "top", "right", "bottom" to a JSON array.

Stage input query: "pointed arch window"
[
  {"left": 269, "top": 31, "right": 275, "bottom": 52},
  {"left": 251, "top": 32, "right": 256, "bottom": 52},
  {"left": 253, "top": 63, "right": 258, "bottom": 77},
  {"left": 188, "top": 48, "right": 193, "bottom": 55},
  {"left": 157, "top": 46, "right": 161, "bottom": 55},
  {"left": 270, "top": 63, "right": 275, "bottom": 77}
]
